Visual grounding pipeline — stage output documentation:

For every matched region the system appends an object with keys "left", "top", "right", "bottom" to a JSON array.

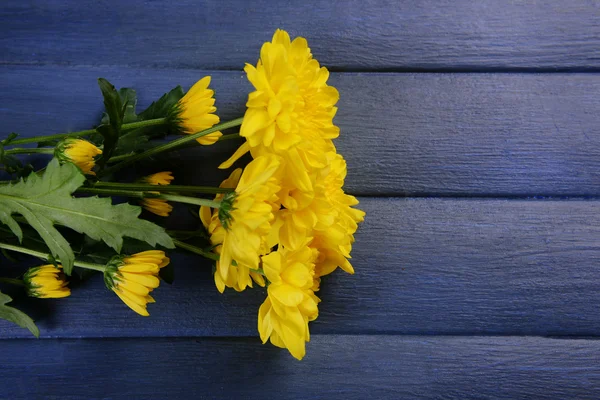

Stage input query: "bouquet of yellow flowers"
[{"left": 0, "top": 29, "right": 364, "bottom": 360}]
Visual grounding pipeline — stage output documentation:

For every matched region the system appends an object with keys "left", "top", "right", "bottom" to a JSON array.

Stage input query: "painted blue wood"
[
  {"left": 2, "top": 66, "right": 600, "bottom": 196},
  {"left": 1, "top": 336, "right": 598, "bottom": 399},
  {"left": 2, "top": 198, "right": 600, "bottom": 338},
  {"left": 1, "top": 1, "right": 599, "bottom": 71},
  {"left": 2, "top": 1, "right": 599, "bottom": 397}
]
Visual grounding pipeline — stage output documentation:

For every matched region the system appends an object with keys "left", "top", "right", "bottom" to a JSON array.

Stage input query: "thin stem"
[
  {"left": 100, "top": 117, "right": 244, "bottom": 176},
  {"left": 6, "top": 129, "right": 97, "bottom": 146},
  {"left": 118, "top": 118, "right": 167, "bottom": 131},
  {"left": 76, "top": 188, "right": 222, "bottom": 208},
  {"left": 77, "top": 187, "right": 145, "bottom": 199},
  {"left": 106, "top": 131, "right": 241, "bottom": 164},
  {"left": 172, "top": 239, "right": 219, "bottom": 261},
  {"left": 106, "top": 154, "right": 133, "bottom": 163},
  {"left": 217, "top": 133, "right": 241, "bottom": 141},
  {"left": 0, "top": 242, "right": 106, "bottom": 272},
  {"left": 160, "top": 194, "right": 221, "bottom": 208},
  {"left": 0, "top": 277, "right": 25, "bottom": 287},
  {"left": 4, "top": 148, "right": 55, "bottom": 155},
  {"left": 93, "top": 181, "right": 232, "bottom": 194},
  {"left": 6, "top": 118, "right": 167, "bottom": 146}
]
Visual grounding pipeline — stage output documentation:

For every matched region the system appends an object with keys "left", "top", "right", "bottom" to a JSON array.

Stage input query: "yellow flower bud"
[
  {"left": 140, "top": 172, "right": 174, "bottom": 217},
  {"left": 170, "top": 77, "right": 222, "bottom": 145},
  {"left": 24, "top": 264, "right": 70, "bottom": 298},
  {"left": 55, "top": 138, "right": 102, "bottom": 175},
  {"left": 104, "top": 250, "right": 170, "bottom": 316}
]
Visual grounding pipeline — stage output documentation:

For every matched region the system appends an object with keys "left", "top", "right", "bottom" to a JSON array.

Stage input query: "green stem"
[
  {"left": 217, "top": 133, "right": 241, "bottom": 141},
  {"left": 76, "top": 188, "right": 222, "bottom": 208},
  {"left": 77, "top": 187, "right": 146, "bottom": 199},
  {"left": 6, "top": 118, "right": 167, "bottom": 146},
  {"left": 0, "top": 242, "right": 106, "bottom": 272},
  {"left": 106, "top": 154, "right": 133, "bottom": 163},
  {"left": 0, "top": 277, "right": 25, "bottom": 287},
  {"left": 160, "top": 194, "right": 221, "bottom": 208},
  {"left": 6, "top": 129, "right": 97, "bottom": 146},
  {"left": 118, "top": 118, "right": 167, "bottom": 131},
  {"left": 100, "top": 117, "right": 244, "bottom": 176},
  {"left": 4, "top": 148, "right": 55, "bottom": 155},
  {"left": 172, "top": 239, "right": 219, "bottom": 261},
  {"left": 93, "top": 181, "right": 232, "bottom": 194},
  {"left": 106, "top": 131, "right": 241, "bottom": 164}
]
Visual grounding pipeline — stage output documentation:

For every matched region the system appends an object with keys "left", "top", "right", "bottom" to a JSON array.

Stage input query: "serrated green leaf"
[
  {"left": 120, "top": 88, "right": 138, "bottom": 124},
  {"left": 0, "top": 159, "right": 174, "bottom": 274},
  {"left": 96, "top": 78, "right": 125, "bottom": 167},
  {"left": 101, "top": 88, "right": 138, "bottom": 125},
  {"left": 0, "top": 291, "right": 39, "bottom": 337},
  {"left": 111, "top": 86, "right": 184, "bottom": 156},
  {"left": 138, "top": 86, "right": 184, "bottom": 121}
]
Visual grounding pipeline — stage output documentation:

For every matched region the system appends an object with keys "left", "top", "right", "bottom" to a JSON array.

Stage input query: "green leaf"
[
  {"left": 138, "top": 86, "right": 184, "bottom": 121},
  {"left": 111, "top": 86, "right": 184, "bottom": 156},
  {"left": 120, "top": 88, "right": 138, "bottom": 124},
  {"left": 101, "top": 88, "right": 138, "bottom": 125},
  {"left": 0, "top": 159, "right": 174, "bottom": 274},
  {"left": 0, "top": 291, "right": 39, "bottom": 337},
  {"left": 1, "top": 132, "right": 19, "bottom": 145},
  {"left": 96, "top": 78, "right": 125, "bottom": 167}
]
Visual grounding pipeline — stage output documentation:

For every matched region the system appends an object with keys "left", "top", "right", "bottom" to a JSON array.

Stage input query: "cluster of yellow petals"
[
  {"left": 175, "top": 76, "right": 223, "bottom": 145},
  {"left": 201, "top": 155, "right": 280, "bottom": 293},
  {"left": 24, "top": 264, "right": 71, "bottom": 298},
  {"left": 56, "top": 138, "right": 102, "bottom": 175},
  {"left": 107, "top": 250, "right": 170, "bottom": 316},
  {"left": 207, "top": 29, "right": 365, "bottom": 360},
  {"left": 258, "top": 247, "right": 320, "bottom": 360},
  {"left": 140, "top": 171, "right": 174, "bottom": 217}
]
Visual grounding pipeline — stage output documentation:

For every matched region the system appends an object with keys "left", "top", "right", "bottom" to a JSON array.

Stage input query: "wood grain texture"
[
  {"left": 2, "top": 198, "right": 600, "bottom": 338},
  {"left": 2, "top": 1, "right": 600, "bottom": 71},
  {"left": 2, "top": 66, "right": 600, "bottom": 196},
  {"left": 1, "top": 336, "right": 599, "bottom": 400}
]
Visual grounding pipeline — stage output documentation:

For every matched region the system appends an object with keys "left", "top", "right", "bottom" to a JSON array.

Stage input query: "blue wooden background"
[{"left": 2, "top": 1, "right": 600, "bottom": 398}]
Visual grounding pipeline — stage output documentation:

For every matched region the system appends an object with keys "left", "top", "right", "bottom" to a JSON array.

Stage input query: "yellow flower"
[
  {"left": 104, "top": 250, "right": 170, "bottom": 316},
  {"left": 142, "top": 171, "right": 174, "bottom": 186},
  {"left": 24, "top": 264, "right": 70, "bottom": 298},
  {"left": 258, "top": 247, "right": 320, "bottom": 360},
  {"left": 219, "top": 29, "right": 339, "bottom": 185},
  {"left": 311, "top": 153, "right": 365, "bottom": 276},
  {"left": 172, "top": 76, "right": 222, "bottom": 145},
  {"left": 200, "top": 168, "right": 265, "bottom": 292},
  {"left": 55, "top": 138, "right": 102, "bottom": 175},
  {"left": 208, "top": 155, "right": 281, "bottom": 292},
  {"left": 140, "top": 171, "right": 174, "bottom": 217}
]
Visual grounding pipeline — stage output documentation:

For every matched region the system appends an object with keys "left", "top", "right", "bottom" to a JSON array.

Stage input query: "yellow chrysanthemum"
[
  {"left": 23, "top": 264, "right": 70, "bottom": 298},
  {"left": 258, "top": 247, "right": 320, "bottom": 360},
  {"left": 172, "top": 76, "right": 222, "bottom": 145},
  {"left": 311, "top": 153, "right": 365, "bottom": 276},
  {"left": 200, "top": 168, "right": 265, "bottom": 292},
  {"left": 104, "top": 250, "right": 170, "bottom": 316},
  {"left": 140, "top": 171, "right": 174, "bottom": 217},
  {"left": 55, "top": 138, "right": 102, "bottom": 175},
  {"left": 219, "top": 29, "right": 339, "bottom": 185},
  {"left": 209, "top": 155, "right": 281, "bottom": 292}
]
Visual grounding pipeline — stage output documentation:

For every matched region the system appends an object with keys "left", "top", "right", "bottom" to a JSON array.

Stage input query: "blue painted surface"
[{"left": 1, "top": 1, "right": 600, "bottom": 399}]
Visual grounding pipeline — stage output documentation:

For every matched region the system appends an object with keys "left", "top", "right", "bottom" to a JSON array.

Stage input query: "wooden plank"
[
  {"left": 1, "top": 336, "right": 598, "bottom": 399},
  {"left": 2, "top": 66, "right": 600, "bottom": 196},
  {"left": 2, "top": 198, "right": 600, "bottom": 338},
  {"left": 2, "top": 1, "right": 600, "bottom": 71}
]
